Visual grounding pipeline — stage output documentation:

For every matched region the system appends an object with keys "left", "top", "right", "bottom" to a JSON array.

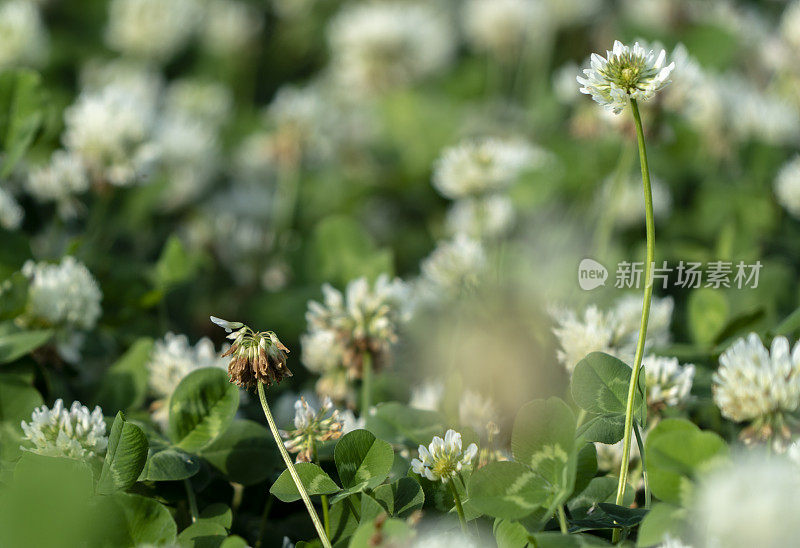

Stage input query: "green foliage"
[
  {"left": 199, "top": 419, "right": 278, "bottom": 485},
  {"left": 139, "top": 447, "right": 200, "bottom": 481},
  {"left": 0, "top": 70, "right": 47, "bottom": 177},
  {"left": 331, "top": 429, "right": 394, "bottom": 501},
  {"left": 168, "top": 368, "right": 239, "bottom": 452},
  {"left": 97, "top": 412, "right": 149, "bottom": 494},
  {"left": 0, "top": 327, "right": 53, "bottom": 364},
  {"left": 96, "top": 337, "right": 154, "bottom": 412},
  {"left": 270, "top": 462, "right": 341, "bottom": 503},
  {"left": 0, "top": 372, "right": 42, "bottom": 423}
]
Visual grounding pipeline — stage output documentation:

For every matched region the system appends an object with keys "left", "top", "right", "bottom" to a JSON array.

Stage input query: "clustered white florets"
[
  {"left": 25, "top": 150, "right": 89, "bottom": 219},
  {"left": 551, "top": 295, "right": 674, "bottom": 373},
  {"left": 713, "top": 334, "right": 800, "bottom": 423},
  {"left": 417, "top": 234, "right": 487, "bottom": 301},
  {"left": 0, "top": 187, "right": 24, "bottom": 231},
  {"left": 20, "top": 399, "right": 108, "bottom": 460},
  {"left": 281, "top": 397, "right": 344, "bottom": 463},
  {"left": 22, "top": 256, "right": 102, "bottom": 331},
  {"left": 774, "top": 155, "right": 800, "bottom": 219},
  {"left": 0, "top": 0, "right": 48, "bottom": 68},
  {"left": 577, "top": 40, "right": 675, "bottom": 114},
  {"left": 643, "top": 355, "right": 695, "bottom": 408},
  {"left": 302, "top": 275, "right": 411, "bottom": 396},
  {"left": 411, "top": 429, "right": 478, "bottom": 482}
]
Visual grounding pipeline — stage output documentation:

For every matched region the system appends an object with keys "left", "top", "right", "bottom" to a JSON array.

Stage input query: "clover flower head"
[
  {"left": 20, "top": 399, "right": 107, "bottom": 459},
  {"left": 281, "top": 396, "right": 344, "bottom": 462},
  {"left": 304, "top": 274, "right": 411, "bottom": 378},
  {"left": 462, "top": 0, "right": 548, "bottom": 61},
  {"left": 774, "top": 155, "right": 800, "bottom": 219},
  {"left": 417, "top": 235, "right": 487, "bottom": 302},
  {"left": 433, "top": 138, "right": 545, "bottom": 200},
  {"left": 446, "top": 194, "right": 516, "bottom": 239},
  {"left": 643, "top": 355, "right": 695, "bottom": 409},
  {"left": 0, "top": 0, "right": 48, "bottom": 68},
  {"left": 409, "top": 381, "right": 444, "bottom": 412},
  {"left": 22, "top": 256, "right": 102, "bottom": 331},
  {"left": 577, "top": 40, "right": 675, "bottom": 114},
  {"left": 459, "top": 390, "right": 500, "bottom": 438},
  {"left": 201, "top": 0, "right": 263, "bottom": 57},
  {"left": 0, "top": 187, "right": 24, "bottom": 231},
  {"left": 25, "top": 150, "right": 89, "bottom": 219},
  {"left": 165, "top": 78, "right": 233, "bottom": 129},
  {"left": 411, "top": 429, "right": 478, "bottom": 482},
  {"left": 713, "top": 334, "right": 800, "bottom": 448},
  {"left": 551, "top": 305, "right": 615, "bottom": 373},
  {"left": 211, "top": 317, "right": 292, "bottom": 389}
]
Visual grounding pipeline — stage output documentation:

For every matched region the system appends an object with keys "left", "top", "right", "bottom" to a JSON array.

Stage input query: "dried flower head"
[
  {"left": 577, "top": 40, "right": 675, "bottom": 114},
  {"left": 211, "top": 316, "right": 292, "bottom": 389},
  {"left": 20, "top": 399, "right": 107, "bottom": 460},
  {"left": 713, "top": 333, "right": 800, "bottom": 449},
  {"left": 411, "top": 429, "right": 478, "bottom": 482},
  {"left": 281, "top": 397, "right": 344, "bottom": 462}
]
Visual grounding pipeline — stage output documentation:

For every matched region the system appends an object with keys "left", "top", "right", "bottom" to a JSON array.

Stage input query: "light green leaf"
[
  {"left": 371, "top": 477, "right": 425, "bottom": 517},
  {"left": 688, "top": 288, "right": 729, "bottom": 345},
  {"left": 531, "top": 532, "right": 611, "bottom": 547},
  {"left": 348, "top": 517, "right": 413, "bottom": 548},
  {"left": 0, "top": 373, "right": 42, "bottom": 424},
  {"left": 636, "top": 503, "right": 686, "bottom": 547},
  {"left": 570, "top": 352, "right": 642, "bottom": 416},
  {"left": 469, "top": 461, "right": 549, "bottom": 520},
  {"left": 333, "top": 429, "right": 394, "bottom": 491},
  {"left": 97, "top": 412, "right": 149, "bottom": 494},
  {"left": 177, "top": 521, "right": 227, "bottom": 547},
  {"left": 109, "top": 493, "right": 177, "bottom": 546},
  {"left": 199, "top": 503, "right": 233, "bottom": 530},
  {"left": 168, "top": 368, "right": 239, "bottom": 452},
  {"left": 0, "top": 329, "right": 53, "bottom": 364},
  {"left": 0, "top": 272, "right": 28, "bottom": 321},
  {"left": 152, "top": 235, "right": 201, "bottom": 291},
  {"left": 269, "top": 462, "right": 340, "bottom": 503},
  {"left": 138, "top": 447, "right": 200, "bottom": 482},
  {"left": 0, "top": 70, "right": 46, "bottom": 177}
]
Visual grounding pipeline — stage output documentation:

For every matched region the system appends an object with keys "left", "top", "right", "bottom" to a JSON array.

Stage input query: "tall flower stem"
[
  {"left": 257, "top": 383, "right": 332, "bottom": 548},
  {"left": 557, "top": 505, "right": 569, "bottom": 534},
  {"left": 614, "top": 98, "right": 654, "bottom": 511},
  {"left": 311, "top": 440, "right": 331, "bottom": 538},
  {"left": 361, "top": 351, "right": 373, "bottom": 415},
  {"left": 448, "top": 477, "right": 469, "bottom": 535}
]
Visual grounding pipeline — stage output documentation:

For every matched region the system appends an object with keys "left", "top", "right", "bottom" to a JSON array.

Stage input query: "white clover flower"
[
  {"left": 22, "top": 256, "right": 102, "bottom": 331},
  {"left": 595, "top": 438, "right": 641, "bottom": 473},
  {"left": 0, "top": 0, "right": 47, "bottom": 68},
  {"left": 25, "top": 150, "right": 89, "bottom": 219},
  {"left": 409, "top": 381, "right": 444, "bottom": 412},
  {"left": 411, "top": 530, "right": 478, "bottom": 548},
  {"left": 774, "top": 156, "right": 800, "bottom": 219},
  {"left": 660, "top": 535, "right": 693, "bottom": 548},
  {"left": 201, "top": 0, "right": 262, "bottom": 57},
  {"left": 411, "top": 429, "right": 478, "bottom": 482},
  {"left": 643, "top": 355, "right": 695, "bottom": 409},
  {"left": 147, "top": 332, "right": 228, "bottom": 402},
  {"left": 265, "top": 84, "right": 333, "bottom": 165},
  {"left": 304, "top": 275, "right": 412, "bottom": 378},
  {"left": 339, "top": 409, "right": 365, "bottom": 434},
  {"left": 417, "top": 235, "right": 487, "bottom": 301},
  {"left": 691, "top": 453, "right": 800, "bottom": 548},
  {"left": 300, "top": 329, "right": 342, "bottom": 375},
  {"left": 577, "top": 40, "right": 675, "bottom": 114},
  {"left": 433, "top": 138, "right": 544, "bottom": 200},
  {"left": 63, "top": 84, "right": 159, "bottom": 187},
  {"left": 551, "top": 295, "right": 673, "bottom": 373},
  {"left": 281, "top": 397, "right": 344, "bottom": 462},
  {"left": 105, "top": 0, "right": 203, "bottom": 62},
  {"left": 713, "top": 334, "right": 800, "bottom": 440},
  {"left": 602, "top": 175, "right": 672, "bottom": 229},
  {"left": 553, "top": 62, "right": 582, "bottom": 105},
  {"left": 327, "top": 2, "right": 455, "bottom": 94},
  {"left": 662, "top": 44, "right": 706, "bottom": 118},
  {"left": 0, "top": 186, "right": 24, "bottom": 231},
  {"left": 20, "top": 399, "right": 107, "bottom": 460},
  {"left": 165, "top": 79, "right": 233, "bottom": 129},
  {"left": 781, "top": 1, "right": 800, "bottom": 55},
  {"left": 446, "top": 194, "right": 516, "bottom": 239},
  {"left": 462, "top": 0, "right": 549, "bottom": 61},
  {"left": 459, "top": 390, "right": 499, "bottom": 438},
  {"left": 718, "top": 75, "right": 799, "bottom": 146},
  {"left": 79, "top": 58, "right": 164, "bottom": 108}
]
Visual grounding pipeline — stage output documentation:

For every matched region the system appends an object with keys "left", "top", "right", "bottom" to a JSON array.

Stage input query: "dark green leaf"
[
  {"left": 199, "top": 419, "right": 277, "bottom": 485},
  {"left": 371, "top": 477, "right": 424, "bottom": 517},
  {"left": 97, "top": 412, "right": 149, "bottom": 494},
  {"left": 95, "top": 338, "right": 153, "bottom": 412}
]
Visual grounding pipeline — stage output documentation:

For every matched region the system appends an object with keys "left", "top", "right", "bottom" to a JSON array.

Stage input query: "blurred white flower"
[
  {"left": 147, "top": 332, "right": 229, "bottom": 425},
  {"left": 409, "top": 381, "right": 444, "bottom": 412},
  {"left": 300, "top": 329, "right": 342, "bottom": 375},
  {"left": 165, "top": 78, "right": 233, "bottom": 129},
  {"left": 21, "top": 399, "right": 107, "bottom": 459},
  {"left": 25, "top": 150, "right": 89, "bottom": 219},
  {"left": 781, "top": 1, "right": 800, "bottom": 55},
  {"left": 774, "top": 155, "right": 800, "bottom": 219},
  {"left": 105, "top": 0, "right": 203, "bottom": 61},
  {"left": 660, "top": 535, "right": 693, "bottom": 548},
  {"left": 643, "top": 355, "right": 695, "bottom": 408},
  {"left": 718, "top": 74, "right": 799, "bottom": 146},
  {"left": 411, "top": 429, "right": 477, "bottom": 482},
  {"left": 662, "top": 44, "right": 706, "bottom": 118},
  {"left": 22, "top": 256, "right": 102, "bottom": 331},
  {"left": 201, "top": 0, "right": 262, "bottom": 56},
  {"left": 339, "top": 409, "right": 365, "bottom": 434},
  {"left": 417, "top": 235, "right": 487, "bottom": 301},
  {"left": 327, "top": 2, "right": 455, "bottom": 94},
  {"left": 462, "top": 0, "right": 549, "bottom": 61},
  {"left": 433, "top": 138, "right": 544, "bottom": 200},
  {"left": 691, "top": 453, "right": 800, "bottom": 548},
  {"left": 578, "top": 40, "right": 675, "bottom": 114},
  {"left": 553, "top": 62, "right": 582, "bottom": 105},
  {"left": 446, "top": 194, "right": 516, "bottom": 239},
  {"left": 0, "top": 186, "right": 24, "bottom": 230},
  {"left": 305, "top": 275, "right": 412, "bottom": 378},
  {"left": 80, "top": 58, "right": 163, "bottom": 108},
  {"left": 411, "top": 530, "right": 478, "bottom": 548},
  {"left": 713, "top": 334, "right": 800, "bottom": 447},
  {"left": 459, "top": 390, "right": 499, "bottom": 437},
  {"left": 0, "top": 0, "right": 47, "bottom": 68},
  {"left": 63, "top": 84, "right": 159, "bottom": 187},
  {"left": 280, "top": 397, "right": 344, "bottom": 462},
  {"left": 603, "top": 174, "right": 672, "bottom": 228},
  {"left": 552, "top": 295, "right": 673, "bottom": 373}
]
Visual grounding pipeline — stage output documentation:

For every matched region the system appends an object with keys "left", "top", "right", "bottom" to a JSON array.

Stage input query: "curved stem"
[
  {"left": 614, "top": 98, "right": 654, "bottom": 512},
  {"left": 448, "top": 477, "right": 469, "bottom": 535},
  {"left": 184, "top": 479, "right": 199, "bottom": 523},
  {"left": 633, "top": 420, "right": 651, "bottom": 508},
  {"left": 557, "top": 505, "right": 568, "bottom": 534},
  {"left": 257, "top": 383, "right": 332, "bottom": 548},
  {"left": 361, "top": 351, "right": 373, "bottom": 415}
]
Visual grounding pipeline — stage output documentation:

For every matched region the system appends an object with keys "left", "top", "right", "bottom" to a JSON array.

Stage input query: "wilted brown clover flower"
[{"left": 210, "top": 316, "right": 292, "bottom": 388}]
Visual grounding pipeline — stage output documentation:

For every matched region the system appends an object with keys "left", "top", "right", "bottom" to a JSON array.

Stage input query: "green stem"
[
  {"left": 633, "top": 421, "right": 651, "bottom": 508},
  {"left": 361, "top": 351, "right": 373, "bottom": 415},
  {"left": 184, "top": 479, "right": 199, "bottom": 523},
  {"left": 557, "top": 505, "right": 568, "bottom": 534},
  {"left": 311, "top": 440, "right": 331, "bottom": 538},
  {"left": 576, "top": 409, "right": 587, "bottom": 429},
  {"left": 448, "top": 477, "right": 469, "bottom": 535},
  {"left": 255, "top": 494, "right": 274, "bottom": 548},
  {"left": 614, "top": 98, "right": 654, "bottom": 519},
  {"left": 345, "top": 497, "right": 361, "bottom": 521},
  {"left": 257, "top": 383, "right": 332, "bottom": 548}
]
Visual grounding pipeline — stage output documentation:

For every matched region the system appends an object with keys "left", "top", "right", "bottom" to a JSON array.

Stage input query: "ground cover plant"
[{"left": 3, "top": 0, "right": 800, "bottom": 547}]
